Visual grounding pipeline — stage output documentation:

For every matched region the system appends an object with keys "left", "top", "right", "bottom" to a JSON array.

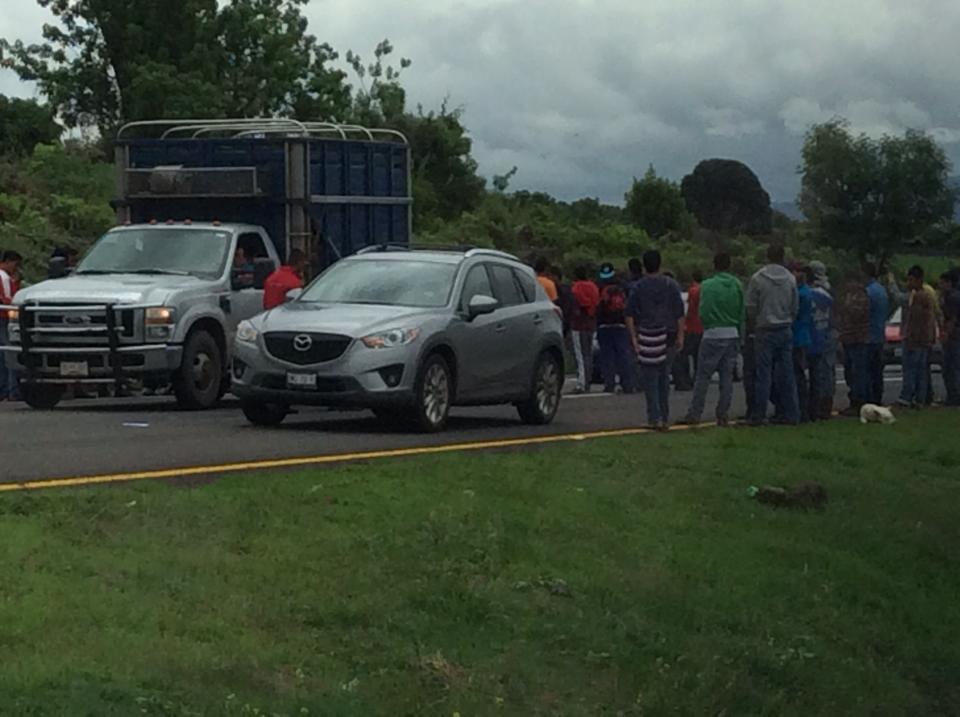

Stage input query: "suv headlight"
[
  {"left": 144, "top": 307, "right": 175, "bottom": 341},
  {"left": 361, "top": 327, "right": 421, "bottom": 349},
  {"left": 236, "top": 320, "right": 259, "bottom": 344}
]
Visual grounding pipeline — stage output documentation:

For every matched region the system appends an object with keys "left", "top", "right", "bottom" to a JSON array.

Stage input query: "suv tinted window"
[
  {"left": 513, "top": 269, "right": 537, "bottom": 303},
  {"left": 490, "top": 264, "right": 524, "bottom": 307},
  {"left": 460, "top": 264, "right": 494, "bottom": 312}
]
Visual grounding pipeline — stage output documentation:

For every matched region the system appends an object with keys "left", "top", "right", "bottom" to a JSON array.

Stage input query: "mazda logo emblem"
[{"left": 293, "top": 334, "right": 313, "bottom": 352}]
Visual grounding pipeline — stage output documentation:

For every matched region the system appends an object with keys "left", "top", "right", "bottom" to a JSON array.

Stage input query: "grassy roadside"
[{"left": 1, "top": 412, "right": 959, "bottom": 715}]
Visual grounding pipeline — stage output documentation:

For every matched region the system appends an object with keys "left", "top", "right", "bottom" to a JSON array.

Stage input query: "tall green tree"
[
  {"left": 0, "top": 0, "right": 351, "bottom": 136},
  {"left": 799, "top": 119, "right": 954, "bottom": 267},
  {"left": 0, "top": 95, "right": 62, "bottom": 156},
  {"left": 624, "top": 166, "right": 691, "bottom": 239},
  {"left": 680, "top": 159, "right": 772, "bottom": 234}
]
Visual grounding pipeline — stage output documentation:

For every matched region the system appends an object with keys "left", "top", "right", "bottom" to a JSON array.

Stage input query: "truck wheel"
[
  {"left": 21, "top": 385, "right": 64, "bottom": 410},
  {"left": 517, "top": 352, "right": 562, "bottom": 425},
  {"left": 408, "top": 354, "right": 452, "bottom": 432},
  {"left": 241, "top": 400, "right": 288, "bottom": 427},
  {"left": 173, "top": 331, "right": 223, "bottom": 410}
]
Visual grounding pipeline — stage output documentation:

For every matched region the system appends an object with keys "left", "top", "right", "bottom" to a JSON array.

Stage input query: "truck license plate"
[
  {"left": 60, "top": 361, "right": 89, "bottom": 377},
  {"left": 286, "top": 372, "right": 317, "bottom": 390}
]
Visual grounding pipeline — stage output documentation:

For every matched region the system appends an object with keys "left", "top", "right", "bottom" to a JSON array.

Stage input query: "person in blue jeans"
[
  {"left": 898, "top": 266, "right": 938, "bottom": 407},
  {"left": 745, "top": 245, "right": 799, "bottom": 425},
  {"left": 807, "top": 266, "right": 835, "bottom": 421},
  {"left": 596, "top": 268, "right": 635, "bottom": 393},
  {"left": 864, "top": 264, "right": 890, "bottom": 405},
  {"left": 625, "top": 250, "right": 685, "bottom": 430}
]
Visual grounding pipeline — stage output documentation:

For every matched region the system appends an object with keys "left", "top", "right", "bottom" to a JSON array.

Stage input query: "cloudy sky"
[{"left": 3, "top": 0, "right": 960, "bottom": 204}]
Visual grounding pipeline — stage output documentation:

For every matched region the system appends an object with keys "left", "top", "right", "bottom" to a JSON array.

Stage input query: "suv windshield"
[
  {"left": 76, "top": 228, "right": 232, "bottom": 279},
  {"left": 300, "top": 259, "right": 457, "bottom": 308}
]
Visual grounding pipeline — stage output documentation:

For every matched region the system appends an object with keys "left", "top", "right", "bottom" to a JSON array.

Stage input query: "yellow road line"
[{"left": 0, "top": 424, "right": 703, "bottom": 494}]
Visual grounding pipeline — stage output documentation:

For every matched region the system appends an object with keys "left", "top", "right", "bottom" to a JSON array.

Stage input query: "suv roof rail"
[
  {"left": 464, "top": 247, "right": 522, "bottom": 262},
  {"left": 353, "top": 244, "right": 521, "bottom": 262}
]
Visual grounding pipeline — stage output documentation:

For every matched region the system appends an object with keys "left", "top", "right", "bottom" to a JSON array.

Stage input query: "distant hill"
[{"left": 772, "top": 201, "right": 804, "bottom": 221}]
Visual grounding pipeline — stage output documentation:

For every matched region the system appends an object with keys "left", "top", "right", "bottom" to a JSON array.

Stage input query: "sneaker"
[
  {"left": 896, "top": 399, "right": 912, "bottom": 408},
  {"left": 676, "top": 417, "right": 700, "bottom": 426},
  {"left": 656, "top": 421, "right": 670, "bottom": 432},
  {"left": 717, "top": 417, "right": 731, "bottom": 428}
]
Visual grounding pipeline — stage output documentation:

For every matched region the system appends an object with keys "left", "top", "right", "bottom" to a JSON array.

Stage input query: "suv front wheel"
[
  {"left": 517, "top": 352, "right": 562, "bottom": 425},
  {"left": 409, "top": 354, "right": 452, "bottom": 432}
]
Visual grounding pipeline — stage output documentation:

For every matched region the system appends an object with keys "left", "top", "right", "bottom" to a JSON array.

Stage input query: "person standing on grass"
[
  {"left": 837, "top": 276, "right": 872, "bottom": 415},
  {"left": 864, "top": 263, "right": 890, "bottom": 405},
  {"left": 535, "top": 258, "right": 559, "bottom": 303},
  {"left": 897, "top": 266, "right": 938, "bottom": 408},
  {"left": 553, "top": 266, "right": 577, "bottom": 344},
  {"left": 939, "top": 268, "right": 960, "bottom": 406},
  {"left": 680, "top": 254, "right": 743, "bottom": 427},
  {"left": 570, "top": 266, "right": 600, "bottom": 394},
  {"left": 745, "top": 244, "right": 799, "bottom": 426},
  {"left": 677, "top": 271, "right": 704, "bottom": 390},
  {"left": 625, "top": 250, "right": 685, "bottom": 430},
  {"left": 596, "top": 264, "right": 634, "bottom": 394},
  {"left": 791, "top": 262, "right": 814, "bottom": 422},
  {"left": 888, "top": 268, "right": 941, "bottom": 405},
  {"left": 0, "top": 250, "right": 24, "bottom": 401},
  {"left": 807, "top": 265, "right": 836, "bottom": 421}
]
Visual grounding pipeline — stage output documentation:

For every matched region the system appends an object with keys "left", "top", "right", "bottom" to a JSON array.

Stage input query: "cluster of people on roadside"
[
  {"left": 0, "top": 250, "right": 24, "bottom": 401},
  {"left": 534, "top": 245, "right": 960, "bottom": 430}
]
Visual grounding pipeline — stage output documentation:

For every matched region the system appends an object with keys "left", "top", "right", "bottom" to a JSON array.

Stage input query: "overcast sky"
[{"left": 3, "top": 0, "right": 960, "bottom": 204}]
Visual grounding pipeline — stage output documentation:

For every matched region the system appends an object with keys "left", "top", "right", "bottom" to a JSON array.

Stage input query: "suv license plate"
[
  {"left": 60, "top": 361, "right": 89, "bottom": 377},
  {"left": 286, "top": 372, "right": 317, "bottom": 390}
]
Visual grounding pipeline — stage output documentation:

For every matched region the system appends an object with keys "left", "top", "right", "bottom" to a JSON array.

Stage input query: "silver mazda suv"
[{"left": 231, "top": 247, "right": 565, "bottom": 432}]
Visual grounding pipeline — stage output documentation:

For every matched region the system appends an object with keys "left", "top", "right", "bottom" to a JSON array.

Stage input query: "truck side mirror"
[{"left": 252, "top": 258, "right": 276, "bottom": 290}]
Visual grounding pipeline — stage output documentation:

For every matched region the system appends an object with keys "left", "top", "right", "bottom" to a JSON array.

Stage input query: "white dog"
[{"left": 860, "top": 403, "right": 896, "bottom": 425}]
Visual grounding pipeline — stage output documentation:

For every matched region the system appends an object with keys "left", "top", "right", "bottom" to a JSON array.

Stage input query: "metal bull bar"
[{"left": 1, "top": 301, "right": 160, "bottom": 394}]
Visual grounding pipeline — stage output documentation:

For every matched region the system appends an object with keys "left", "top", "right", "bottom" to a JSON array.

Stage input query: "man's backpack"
[{"left": 601, "top": 284, "right": 626, "bottom": 313}]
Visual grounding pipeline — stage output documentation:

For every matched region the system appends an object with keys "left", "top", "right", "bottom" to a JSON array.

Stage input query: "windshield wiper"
[
  {"left": 130, "top": 268, "right": 192, "bottom": 276},
  {"left": 74, "top": 269, "right": 121, "bottom": 275}
]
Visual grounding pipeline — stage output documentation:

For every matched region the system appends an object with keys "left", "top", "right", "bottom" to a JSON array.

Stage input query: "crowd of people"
[{"left": 535, "top": 246, "right": 960, "bottom": 430}]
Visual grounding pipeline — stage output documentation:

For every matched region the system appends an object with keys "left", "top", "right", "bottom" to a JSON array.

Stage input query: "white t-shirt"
[{"left": 0, "top": 268, "right": 12, "bottom": 304}]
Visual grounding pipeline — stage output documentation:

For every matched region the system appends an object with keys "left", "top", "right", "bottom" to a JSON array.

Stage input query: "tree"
[
  {"left": 799, "top": 119, "right": 954, "bottom": 267},
  {"left": 0, "top": 0, "right": 351, "bottom": 136},
  {"left": 624, "top": 166, "right": 691, "bottom": 238},
  {"left": 0, "top": 95, "right": 61, "bottom": 156},
  {"left": 681, "top": 159, "right": 772, "bottom": 234}
]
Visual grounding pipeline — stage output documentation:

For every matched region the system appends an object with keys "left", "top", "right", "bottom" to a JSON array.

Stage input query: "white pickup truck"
[{"left": 2, "top": 221, "right": 279, "bottom": 410}]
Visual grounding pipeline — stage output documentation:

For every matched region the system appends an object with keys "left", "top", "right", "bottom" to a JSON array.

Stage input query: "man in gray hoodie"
[{"left": 746, "top": 244, "right": 800, "bottom": 425}]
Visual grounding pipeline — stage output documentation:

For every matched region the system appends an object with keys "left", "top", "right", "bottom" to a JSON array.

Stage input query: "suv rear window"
[{"left": 489, "top": 264, "right": 524, "bottom": 307}]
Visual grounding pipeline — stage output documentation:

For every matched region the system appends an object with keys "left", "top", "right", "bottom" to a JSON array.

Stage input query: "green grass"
[{"left": 2, "top": 413, "right": 960, "bottom": 715}]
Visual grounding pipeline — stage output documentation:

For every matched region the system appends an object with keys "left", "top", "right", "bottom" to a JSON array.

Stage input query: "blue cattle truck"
[{"left": 2, "top": 118, "right": 411, "bottom": 410}]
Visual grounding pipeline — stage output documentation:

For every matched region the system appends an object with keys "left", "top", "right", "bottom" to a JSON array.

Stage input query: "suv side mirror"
[
  {"left": 285, "top": 288, "right": 303, "bottom": 303},
  {"left": 467, "top": 294, "right": 499, "bottom": 320}
]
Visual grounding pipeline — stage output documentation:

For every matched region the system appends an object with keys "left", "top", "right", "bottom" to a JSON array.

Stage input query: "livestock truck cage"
[{"left": 113, "top": 118, "right": 413, "bottom": 274}]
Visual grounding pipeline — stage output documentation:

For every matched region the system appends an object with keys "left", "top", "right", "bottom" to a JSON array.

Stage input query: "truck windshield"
[
  {"left": 300, "top": 259, "right": 457, "bottom": 308},
  {"left": 75, "top": 228, "right": 232, "bottom": 279}
]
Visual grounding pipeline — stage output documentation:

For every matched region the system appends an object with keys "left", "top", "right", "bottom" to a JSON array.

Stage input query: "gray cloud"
[{"left": 4, "top": 0, "right": 960, "bottom": 203}]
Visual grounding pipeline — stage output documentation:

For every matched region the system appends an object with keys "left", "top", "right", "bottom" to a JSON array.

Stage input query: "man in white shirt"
[{"left": 0, "top": 250, "right": 23, "bottom": 400}]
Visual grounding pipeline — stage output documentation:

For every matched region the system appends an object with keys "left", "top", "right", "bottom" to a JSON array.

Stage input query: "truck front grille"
[
  {"left": 263, "top": 332, "right": 351, "bottom": 365},
  {"left": 21, "top": 304, "right": 137, "bottom": 346}
]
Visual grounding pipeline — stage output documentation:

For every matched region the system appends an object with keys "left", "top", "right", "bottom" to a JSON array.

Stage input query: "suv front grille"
[{"left": 263, "top": 332, "right": 352, "bottom": 365}]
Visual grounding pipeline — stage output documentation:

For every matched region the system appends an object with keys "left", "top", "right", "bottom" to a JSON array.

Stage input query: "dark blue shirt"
[
  {"left": 626, "top": 274, "right": 685, "bottom": 337},
  {"left": 866, "top": 280, "right": 889, "bottom": 344},
  {"left": 793, "top": 283, "right": 813, "bottom": 349}
]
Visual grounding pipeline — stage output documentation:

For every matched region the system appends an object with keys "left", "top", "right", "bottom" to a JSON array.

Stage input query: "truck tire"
[
  {"left": 407, "top": 354, "right": 452, "bottom": 433},
  {"left": 517, "top": 352, "right": 562, "bottom": 425},
  {"left": 21, "top": 385, "right": 64, "bottom": 410},
  {"left": 241, "top": 400, "right": 288, "bottom": 427},
  {"left": 173, "top": 330, "right": 223, "bottom": 410}
]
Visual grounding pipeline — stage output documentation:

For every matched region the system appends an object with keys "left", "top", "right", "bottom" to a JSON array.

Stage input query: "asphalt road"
[{"left": 1, "top": 374, "right": 907, "bottom": 485}]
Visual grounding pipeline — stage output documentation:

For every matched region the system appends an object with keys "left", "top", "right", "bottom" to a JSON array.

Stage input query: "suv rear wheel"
[
  {"left": 409, "top": 354, "right": 452, "bottom": 432},
  {"left": 241, "top": 400, "right": 288, "bottom": 427},
  {"left": 173, "top": 330, "right": 223, "bottom": 410},
  {"left": 517, "top": 352, "right": 562, "bottom": 425}
]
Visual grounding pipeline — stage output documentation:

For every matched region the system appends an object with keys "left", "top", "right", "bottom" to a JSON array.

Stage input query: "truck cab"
[{"left": 1, "top": 118, "right": 411, "bottom": 410}]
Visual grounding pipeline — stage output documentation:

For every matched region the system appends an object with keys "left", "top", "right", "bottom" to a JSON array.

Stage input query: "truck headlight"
[
  {"left": 7, "top": 309, "right": 20, "bottom": 343},
  {"left": 145, "top": 307, "right": 175, "bottom": 341},
  {"left": 361, "top": 327, "right": 421, "bottom": 349},
  {"left": 236, "top": 320, "right": 259, "bottom": 344}
]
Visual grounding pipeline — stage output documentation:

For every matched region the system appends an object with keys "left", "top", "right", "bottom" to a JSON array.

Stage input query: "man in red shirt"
[
  {"left": 263, "top": 249, "right": 307, "bottom": 310},
  {"left": 676, "top": 271, "right": 704, "bottom": 390},
  {"left": 570, "top": 265, "right": 601, "bottom": 393}
]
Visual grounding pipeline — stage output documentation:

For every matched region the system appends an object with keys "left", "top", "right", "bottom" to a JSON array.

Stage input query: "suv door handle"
[
  {"left": 533, "top": 314, "right": 544, "bottom": 325},
  {"left": 495, "top": 323, "right": 508, "bottom": 333}
]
